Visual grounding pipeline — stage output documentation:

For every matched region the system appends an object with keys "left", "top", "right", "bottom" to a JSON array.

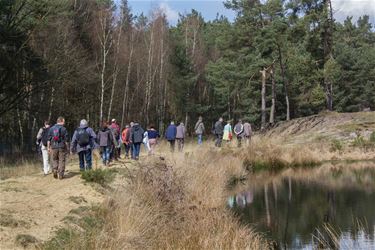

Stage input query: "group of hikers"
[{"left": 36, "top": 116, "right": 252, "bottom": 180}]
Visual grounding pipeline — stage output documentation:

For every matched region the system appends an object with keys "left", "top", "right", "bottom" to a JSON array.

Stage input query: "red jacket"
[{"left": 121, "top": 128, "right": 131, "bottom": 145}]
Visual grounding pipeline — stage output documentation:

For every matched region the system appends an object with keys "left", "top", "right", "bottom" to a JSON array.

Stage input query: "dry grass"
[
  {"left": 98, "top": 147, "right": 268, "bottom": 249},
  {"left": 0, "top": 155, "right": 41, "bottom": 180},
  {"left": 239, "top": 136, "right": 374, "bottom": 172},
  {"left": 47, "top": 145, "right": 268, "bottom": 250}
]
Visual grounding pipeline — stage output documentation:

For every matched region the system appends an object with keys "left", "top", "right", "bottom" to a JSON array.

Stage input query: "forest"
[{"left": 1, "top": 0, "right": 374, "bottom": 153}]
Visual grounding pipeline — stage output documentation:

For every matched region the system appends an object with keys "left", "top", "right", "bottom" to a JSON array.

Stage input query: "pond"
[{"left": 228, "top": 163, "right": 375, "bottom": 249}]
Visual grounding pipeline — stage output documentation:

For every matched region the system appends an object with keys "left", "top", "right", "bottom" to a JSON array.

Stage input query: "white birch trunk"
[{"left": 121, "top": 30, "right": 134, "bottom": 128}]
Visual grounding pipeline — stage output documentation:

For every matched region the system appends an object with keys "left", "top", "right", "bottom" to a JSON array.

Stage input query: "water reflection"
[{"left": 229, "top": 165, "right": 375, "bottom": 249}]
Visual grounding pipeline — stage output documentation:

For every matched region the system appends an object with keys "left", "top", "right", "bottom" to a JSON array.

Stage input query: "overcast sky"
[{"left": 125, "top": 0, "right": 375, "bottom": 26}]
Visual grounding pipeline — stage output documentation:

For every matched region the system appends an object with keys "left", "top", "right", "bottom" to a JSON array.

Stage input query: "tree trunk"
[
  {"left": 108, "top": 16, "right": 123, "bottom": 121},
  {"left": 158, "top": 23, "right": 165, "bottom": 133},
  {"left": 323, "top": 0, "right": 334, "bottom": 111},
  {"left": 184, "top": 112, "right": 189, "bottom": 135},
  {"left": 277, "top": 44, "right": 290, "bottom": 121},
  {"left": 260, "top": 68, "right": 267, "bottom": 131},
  {"left": 144, "top": 24, "right": 154, "bottom": 125},
  {"left": 121, "top": 30, "right": 134, "bottom": 128},
  {"left": 48, "top": 86, "right": 55, "bottom": 122},
  {"left": 17, "top": 106, "right": 24, "bottom": 151},
  {"left": 97, "top": 11, "right": 112, "bottom": 125},
  {"left": 269, "top": 66, "right": 276, "bottom": 125}
]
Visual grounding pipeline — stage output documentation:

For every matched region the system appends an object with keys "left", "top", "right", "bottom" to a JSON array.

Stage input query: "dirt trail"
[{"left": 0, "top": 163, "right": 104, "bottom": 250}]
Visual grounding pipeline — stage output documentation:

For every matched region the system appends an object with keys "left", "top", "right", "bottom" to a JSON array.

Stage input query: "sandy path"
[{"left": 0, "top": 163, "right": 104, "bottom": 250}]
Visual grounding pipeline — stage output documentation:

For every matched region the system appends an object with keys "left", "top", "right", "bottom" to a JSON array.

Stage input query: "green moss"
[
  {"left": 0, "top": 214, "right": 27, "bottom": 228},
  {"left": 43, "top": 228, "right": 77, "bottom": 250},
  {"left": 43, "top": 206, "right": 108, "bottom": 250},
  {"left": 69, "top": 206, "right": 90, "bottom": 216},
  {"left": 68, "top": 196, "right": 87, "bottom": 204},
  {"left": 15, "top": 234, "right": 38, "bottom": 248}
]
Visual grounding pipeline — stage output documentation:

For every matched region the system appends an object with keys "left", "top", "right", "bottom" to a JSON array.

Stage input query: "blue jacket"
[
  {"left": 71, "top": 126, "right": 97, "bottom": 153},
  {"left": 147, "top": 129, "right": 160, "bottom": 139},
  {"left": 165, "top": 125, "right": 177, "bottom": 141}
]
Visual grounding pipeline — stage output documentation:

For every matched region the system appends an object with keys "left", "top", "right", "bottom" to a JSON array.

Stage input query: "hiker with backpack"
[
  {"left": 70, "top": 119, "right": 97, "bottom": 171},
  {"left": 176, "top": 122, "right": 186, "bottom": 152},
  {"left": 97, "top": 121, "right": 114, "bottom": 166},
  {"left": 243, "top": 121, "right": 252, "bottom": 146},
  {"left": 194, "top": 116, "right": 205, "bottom": 145},
  {"left": 130, "top": 122, "right": 145, "bottom": 160},
  {"left": 222, "top": 120, "right": 233, "bottom": 145},
  {"left": 147, "top": 125, "right": 160, "bottom": 155},
  {"left": 214, "top": 117, "right": 224, "bottom": 147},
  {"left": 110, "top": 119, "right": 121, "bottom": 160},
  {"left": 234, "top": 119, "right": 245, "bottom": 147},
  {"left": 36, "top": 120, "right": 51, "bottom": 175},
  {"left": 121, "top": 125, "right": 131, "bottom": 159},
  {"left": 165, "top": 121, "right": 177, "bottom": 152},
  {"left": 47, "top": 117, "right": 69, "bottom": 179}
]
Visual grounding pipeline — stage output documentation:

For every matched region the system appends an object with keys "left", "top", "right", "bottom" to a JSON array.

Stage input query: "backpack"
[
  {"left": 77, "top": 127, "right": 90, "bottom": 147},
  {"left": 41, "top": 127, "right": 50, "bottom": 147},
  {"left": 51, "top": 127, "right": 62, "bottom": 144}
]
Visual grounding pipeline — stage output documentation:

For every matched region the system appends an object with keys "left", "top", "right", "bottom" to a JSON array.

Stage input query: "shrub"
[
  {"left": 81, "top": 169, "right": 115, "bottom": 186},
  {"left": 352, "top": 136, "right": 375, "bottom": 150},
  {"left": 370, "top": 131, "right": 375, "bottom": 143},
  {"left": 330, "top": 139, "right": 343, "bottom": 152},
  {"left": 15, "top": 234, "right": 38, "bottom": 248}
]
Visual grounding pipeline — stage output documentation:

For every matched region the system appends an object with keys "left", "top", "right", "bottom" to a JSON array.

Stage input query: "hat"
[
  {"left": 80, "top": 119, "right": 88, "bottom": 127},
  {"left": 111, "top": 118, "right": 116, "bottom": 122}
]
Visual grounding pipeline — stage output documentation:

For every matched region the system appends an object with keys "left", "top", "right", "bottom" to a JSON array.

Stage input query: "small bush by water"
[{"left": 330, "top": 139, "right": 344, "bottom": 152}]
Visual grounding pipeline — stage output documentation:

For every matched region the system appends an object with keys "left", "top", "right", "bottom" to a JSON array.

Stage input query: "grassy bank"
[
  {"left": 43, "top": 146, "right": 268, "bottom": 249},
  {"left": 40, "top": 132, "right": 375, "bottom": 249}
]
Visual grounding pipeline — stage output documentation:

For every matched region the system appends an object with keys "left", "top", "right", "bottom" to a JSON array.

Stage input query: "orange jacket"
[{"left": 121, "top": 128, "right": 131, "bottom": 145}]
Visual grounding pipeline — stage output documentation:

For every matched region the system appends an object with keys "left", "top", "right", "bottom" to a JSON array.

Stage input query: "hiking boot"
[
  {"left": 58, "top": 174, "right": 64, "bottom": 180},
  {"left": 53, "top": 171, "right": 58, "bottom": 179}
]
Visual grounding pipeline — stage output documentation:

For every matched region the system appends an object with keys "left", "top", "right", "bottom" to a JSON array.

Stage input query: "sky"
[{"left": 124, "top": 0, "right": 375, "bottom": 26}]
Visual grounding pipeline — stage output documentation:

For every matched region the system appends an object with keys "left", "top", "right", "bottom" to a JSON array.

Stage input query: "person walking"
[
  {"left": 147, "top": 125, "right": 160, "bottom": 155},
  {"left": 194, "top": 116, "right": 205, "bottom": 145},
  {"left": 129, "top": 122, "right": 135, "bottom": 158},
  {"left": 176, "top": 122, "right": 186, "bottom": 152},
  {"left": 110, "top": 119, "right": 121, "bottom": 160},
  {"left": 36, "top": 120, "right": 51, "bottom": 175},
  {"left": 234, "top": 119, "right": 245, "bottom": 147},
  {"left": 47, "top": 117, "right": 69, "bottom": 179},
  {"left": 165, "top": 121, "right": 177, "bottom": 152},
  {"left": 121, "top": 125, "right": 131, "bottom": 158},
  {"left": 222, "top": 120, "right": 233, "bottom": 144},
  {"left": 70, "top": 119, "right": 96, "bottom": 171},
  {"left": 143, "top": 130, "right": 150, "bottom": 153},
  {"left": 130, "top": 122, "right": 144, "bottom": 160},
  {"left": 97, "top": 121, "right": 114, "bottom": 166},
  {"left": 214, "top": 117, "right": 224, "bottom": 147},
  {"left": 243, "top": 121, "right": 252, "bottom": 146}
]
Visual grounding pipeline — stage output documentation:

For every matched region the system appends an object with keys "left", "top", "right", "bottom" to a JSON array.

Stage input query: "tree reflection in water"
[{"left": 229, "top": 165, "right": 375, "bottom": 249}]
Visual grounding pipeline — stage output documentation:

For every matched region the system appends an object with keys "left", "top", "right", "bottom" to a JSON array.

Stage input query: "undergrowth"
[{"left": 81, "top": 169, "right": 116, "bottom": 186}]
